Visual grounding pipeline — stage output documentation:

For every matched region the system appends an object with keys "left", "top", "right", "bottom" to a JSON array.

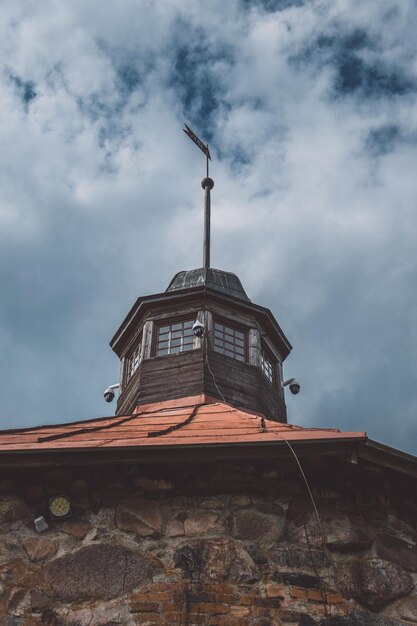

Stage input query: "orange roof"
[{"left": 0, "top": 395, "right": 366, "bottom": 453}]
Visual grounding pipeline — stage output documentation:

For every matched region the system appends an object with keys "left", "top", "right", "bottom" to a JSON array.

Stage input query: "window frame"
[
  {"left": 259, "top": 342, "right": 276, "bottom": 386},
  {"left": 152, "top": 317, "right": 196, "bottom": 358},
  {"left": 124, "top": 334, "right": 143, "bottom": 386},
  {"left": 212, "top": 317, "right": 247, "bottom": 363}
]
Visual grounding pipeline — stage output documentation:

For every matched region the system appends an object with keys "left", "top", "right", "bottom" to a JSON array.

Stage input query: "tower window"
[
  {"left": 213, "top": 320, "right": 246, "bottom": 362},
  {"left": 126, "top": 338, "right": 143, "bottom": 383},
  {"left": 260, "top": 346, "right": 275, "bottom": 385},
  {"left": 155, "top": 319, "right": 195, "bottom": 356}
]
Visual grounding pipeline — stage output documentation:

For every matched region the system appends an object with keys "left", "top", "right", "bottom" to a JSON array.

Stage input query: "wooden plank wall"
[
  {"left": 203, "top": 350, "right": 287, "bottom": 423},
  {"left": 117, "top": 348, "right": 287, "bottom": 422},
  {"left": 116, "top": 350, "right": 204, "bottom": 415}
]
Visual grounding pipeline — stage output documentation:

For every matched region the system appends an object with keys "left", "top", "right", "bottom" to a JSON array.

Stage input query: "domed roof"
[{"left": 166, "top": 267, "right": 250, "bottom": 302}]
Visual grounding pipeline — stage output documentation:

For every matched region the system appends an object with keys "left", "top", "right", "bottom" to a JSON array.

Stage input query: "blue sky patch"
[
  {"left": 8, "top": 72, "right": 37, "bottom": 110},
  {"left": 241, "top": 0, "right": 304, "bottom": 11},
  {"left": 169, "top": 25, "right": 234, "bottom": 142},
  {"left": 117, "top": 64, "right": 141, "bottom": 96},
  {"left": 364, "top": 124, "right": 401, "bottom": 157},
  {"left": 295, "top": 27, "right": 415, "bottom": 100},
  {"left": 334, "top": 57, "right": 414, "bottom": 98}
]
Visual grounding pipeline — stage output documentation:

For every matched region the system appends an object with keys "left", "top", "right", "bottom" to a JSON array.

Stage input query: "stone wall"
[{"left": 0, "top": 454, "right": 417, "bottom": 625}]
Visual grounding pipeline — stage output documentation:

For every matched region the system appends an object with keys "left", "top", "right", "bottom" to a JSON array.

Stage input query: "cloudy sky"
[{"left": 1, "top": 0, "right": 417, "bottom": 454}]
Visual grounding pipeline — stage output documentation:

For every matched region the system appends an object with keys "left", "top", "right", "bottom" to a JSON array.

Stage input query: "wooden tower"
[{"left": 110, "top": 266, "right": 292, "bottom": 422}]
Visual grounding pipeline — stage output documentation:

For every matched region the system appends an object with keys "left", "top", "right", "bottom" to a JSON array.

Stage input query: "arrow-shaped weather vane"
[
  {"left": 183, "top": 123, "right": 214, "bottom": 268},
  {"left": 183, "top": 123, "right": 211, "bottom": 177}
]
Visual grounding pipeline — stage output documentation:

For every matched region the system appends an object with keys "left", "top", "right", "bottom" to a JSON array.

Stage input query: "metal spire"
[{"left": 183, "top": 123, "right": 214, "bottom": 269}]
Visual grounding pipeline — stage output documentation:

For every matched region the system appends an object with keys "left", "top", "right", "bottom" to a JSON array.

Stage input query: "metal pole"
[
  {"left": 183, "top": 125, "right": 214, "bottom": 269},
  {"left": 201, "top": 176, "right": 214, "bottom": 269},
  {"left": 204, "top": 184, "right": 211, "bottom": 268}
]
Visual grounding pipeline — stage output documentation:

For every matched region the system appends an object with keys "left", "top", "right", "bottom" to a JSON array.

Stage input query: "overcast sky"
[{"left": 1, "top": 0, "right": 417, "bottom": 454}]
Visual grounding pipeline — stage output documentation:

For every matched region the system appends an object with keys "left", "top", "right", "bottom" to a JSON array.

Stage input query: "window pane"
[
  {"left": 213, "top": 320, "right": 247, "bottom": 363},
  {"left": 125, "top": 338, "right": 143, "bottom": 383},
  {"left": 260, "top": 348, "right": 275, "bottom": 384},
  {"left": 156, "top": 319, "right": 196, "bottom": 357}
]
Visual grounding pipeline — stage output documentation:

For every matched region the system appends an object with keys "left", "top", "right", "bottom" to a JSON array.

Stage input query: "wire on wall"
[
  {"left": 202, "top": 319, "right": 332, "bottom": 616},
  {"left": 273, "top": 432, "right": 332, "bottom": 617}
]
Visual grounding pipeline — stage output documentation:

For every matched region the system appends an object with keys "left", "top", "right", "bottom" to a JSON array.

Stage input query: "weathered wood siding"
[
  {"left": 203, "top": 349, "right": 287, "bottom": 422},
  {"left": 117, "top": 348, "right": 287, "bottom": 422},
  {"left": 116, "top": 350, "right": 204, "bottom": 415}
]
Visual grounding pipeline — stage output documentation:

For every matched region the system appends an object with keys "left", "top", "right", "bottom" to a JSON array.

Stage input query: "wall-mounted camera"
[
  {"left": 192, "top": 320, "right": 205, "bottom": 337},
  {"left": 103, "top": 383, "right": 120, "bottom": 403},
  {"left": 281, "top": 378, "right": 301, "bottom": 395}
]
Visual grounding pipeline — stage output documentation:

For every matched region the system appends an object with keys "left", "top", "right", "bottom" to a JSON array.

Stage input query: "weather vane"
[{"left": 183, "top": 123, "right": 214, "bottom": 269}]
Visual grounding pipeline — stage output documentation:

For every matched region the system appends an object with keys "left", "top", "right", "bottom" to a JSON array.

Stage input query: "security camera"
[
  {"left": 289, "top": 380, "right": 300, "bottom": 395},
  {"left": 192, "top": 320, "right": 205, "bottom": 337},
  {"left": 103, "top": 383, "right": 120, "bottom": 403},
  {"left": 281, "top": 378, "right": 301, "bottom": 395},
  {"left": 104, "top": 389, "right": 115, "bottom": 403}
]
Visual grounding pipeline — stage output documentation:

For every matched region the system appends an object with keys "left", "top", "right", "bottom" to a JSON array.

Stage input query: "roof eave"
[
  {"left": 4, "top": 434, "right": 417, "bottom": 480},
  {"left": 0, "top": 436, "right": 366, "bottom": 468},
  {"left": 110, "top": 286, "right": 292, "bottom": 358},
  {"left": 359, "top": 439, "right": 417, "bottom": 480}
]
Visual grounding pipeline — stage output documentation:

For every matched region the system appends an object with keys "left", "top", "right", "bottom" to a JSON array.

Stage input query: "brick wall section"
[
  {"left": 0, "top": 456, "right": 416, "bottom": 625},
  {"left": 127, "top": 582, "right": 346, "bottom": 625}
]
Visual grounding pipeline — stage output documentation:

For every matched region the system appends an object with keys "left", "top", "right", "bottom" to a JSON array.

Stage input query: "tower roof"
[
  {"left": 0, "top": 395, "right": 365, "bottom": 454},
  {"left": 2, "top": 395, "right": 417, "bottom": 480},
  {"left": 166, "top": 268, "right": 250, "bottom": 302}
]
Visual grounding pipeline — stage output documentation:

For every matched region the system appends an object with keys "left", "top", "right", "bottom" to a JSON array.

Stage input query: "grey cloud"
[
  {"left": 1, "top": 1, "right": 417, "bottom": 459},
  {"left": 96, "top": 39, "right": 156, "bottom": 96}
]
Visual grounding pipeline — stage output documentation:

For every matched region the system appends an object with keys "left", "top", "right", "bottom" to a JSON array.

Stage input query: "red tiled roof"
[{"left": 0, "top": 395, "right": 366, "bottom": 453}]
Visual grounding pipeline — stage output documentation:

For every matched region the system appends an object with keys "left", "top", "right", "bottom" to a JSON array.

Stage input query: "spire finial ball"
[{"left": 201, "top": 177, "right": 214, "bottom": 190}]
